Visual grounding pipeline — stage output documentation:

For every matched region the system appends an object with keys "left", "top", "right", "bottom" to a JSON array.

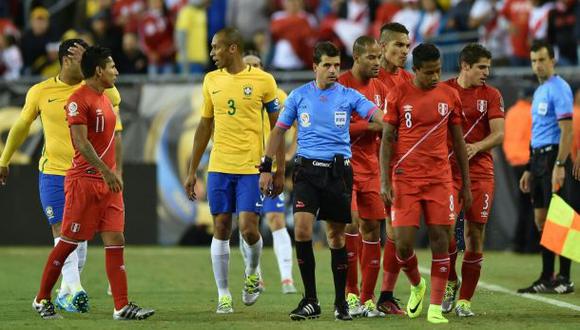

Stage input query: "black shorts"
[{"left": 292, "top": 156, "right": 353, "bottom": 223}]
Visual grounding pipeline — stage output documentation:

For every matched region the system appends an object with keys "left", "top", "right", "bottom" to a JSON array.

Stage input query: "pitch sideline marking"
[{"left": 417, "top": 266, "right": 580, "bottom": 312}]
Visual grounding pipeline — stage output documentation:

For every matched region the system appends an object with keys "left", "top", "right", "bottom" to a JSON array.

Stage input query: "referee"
[
  {"left": 259, "top": 41, "right": 384, "bottom": 321},
  {"left": 518, "top": 40, "right": 575, "bottom": 294}
]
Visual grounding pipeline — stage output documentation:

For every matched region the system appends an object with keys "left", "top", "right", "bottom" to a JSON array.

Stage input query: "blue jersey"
[
  {"left": 276, "top": 81, "right": 377, "bottom": 161},
  {"left": 531, "top": 75, "right": 573, "bottom": 148}
]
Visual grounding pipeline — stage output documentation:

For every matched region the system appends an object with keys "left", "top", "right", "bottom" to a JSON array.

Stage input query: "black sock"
[
  {"left": 559, "top": 256, "right": 571, "bottom": 280},
  {"left": 378, "top": 291, "right": 394, "bottom": 304},
  {"left": 330, "top": 246, "right": 348, "bottom": 306},
  {"left": 296, "top": 241, "right": 317, "bottom": 301},
  {"left": 540, "top": 245, "right": 555, "bottom": 280}
]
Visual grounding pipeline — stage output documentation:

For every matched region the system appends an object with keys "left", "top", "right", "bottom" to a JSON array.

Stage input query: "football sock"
[
  {"left": 345, "top": 233, "right": 359, "bottom": 296},
  {"left": 381, "top": 237, "right": 400, "bottom": 292},
  {"left": 559, "top": 255, "right": 571, "bottom": 279},
  {"left": 244, "top": 236, "right": 262, "bottom": 276},
  {"left": 272, "top": 228, "right": 293, "bottom": 281},
  {"left": 296, "top": 241, "right": 317, "bottom": 300},
  {"left": 105, "top": 245, "right": 128, "bottom": 310},
  {"left": 431, "top": 253, "right": 450, "bottom": 305},
  {"left": 360, "top": 239, "right": 381, "bottom": 303},
  {"left": 211, "top": 238, "right": 231, "bottom": 298},
  {"left": 540, "top": 245, "right": 555, "bottom": 280},
  {"left": 331, "top": 246, "right": 349, "bottom": 306},
  {"left": 397, "top": 251, "right": 421, "bottom": 286},
  {"left": 54, "top": 237, "right": 82, "bottom": 296},
  {"left": 37, "top": 239, "right": 78, "bottom": 301},
  {"left": 76, "top": 240, "right": 88, "bottom": 273},
  {"left": 459, "top": 251, "right": 483, "bottom": 301},
  {"left": 448, "top": 236, "right": 458, "bottom": 282}
]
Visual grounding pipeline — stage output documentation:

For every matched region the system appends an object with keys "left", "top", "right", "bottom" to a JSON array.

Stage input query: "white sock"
[
  {"left": 272, "top": 228, "right": 293, "bottom": 282},
  {"left": 76, "top": 241, "right": 88, "bottom": 273},
  {"left": 55, "top": 237, "right": 83, "bottom": 295},
  {"left": 240, "top": 233, "right": 262, "bottom": 276},
  {"left": 211, "top": 238, "right": 231, "bottom": 298},
  {"left": 244, "top": 236, "right": 263, "bottom": 276}
]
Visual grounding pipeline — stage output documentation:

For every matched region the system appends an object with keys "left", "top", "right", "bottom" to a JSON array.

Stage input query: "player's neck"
[
  {"left": 85, "top": 79, "right": 105, "bottom": 94},
  {"left": 412, "top": 77, "right": 433, "bottom": 91},
  {"left": 315, "top": 79, "right": 334, "bottom": 90},
  {"left": 58, "top": 70, "right": 82, "bottom": 86},
  {"left": 381, "top": 60, "right": 398, "bottom": 74},
  {"left": 351, "top": 67, "right": 370, "bottom": 85},
  {"left": 224, "top": 57, "right": 246, "bottom": 75},
  {"left": 457, "top": 74, "right": 473, "bottom": 89},
  {"left": 538, "top": 73, "right": 555, "bottom": 84}
]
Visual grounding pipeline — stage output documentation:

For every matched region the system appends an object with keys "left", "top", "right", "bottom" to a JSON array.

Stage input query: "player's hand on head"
[
  {"left": 0, "top": 166, "right": 8, "bottom": 186},
  {"left": 68, "top": 43, "right": 86, "bottom": 63},
  {"left": 184, "top": 174, "right": 197, "bottom": 201},
  {"left": 259, "top": 173, "right": 274, "bottom": 197}
]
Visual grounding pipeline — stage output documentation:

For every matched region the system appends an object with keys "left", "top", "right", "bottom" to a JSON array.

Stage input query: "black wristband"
[{"left": 259, "top": 156, "right": 273, "bottom": 173}]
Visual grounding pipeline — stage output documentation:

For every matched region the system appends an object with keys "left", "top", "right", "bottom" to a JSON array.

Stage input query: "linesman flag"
[{"left": 541, "top": 195, "right": 580, "bottom": 263}]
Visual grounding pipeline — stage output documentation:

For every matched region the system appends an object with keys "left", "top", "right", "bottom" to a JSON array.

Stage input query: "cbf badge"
[
  {"left": 243, "top": 85, "right": 253, "bottom": 97},
  {"left": 335, "top": 111, "right": 347, "bottom": 128},
  {"left": 438, "top": 103, "right": 449, "bottom": 116},
  {"left": 300, "top": 113, "right": 311, "bottom": 127}
]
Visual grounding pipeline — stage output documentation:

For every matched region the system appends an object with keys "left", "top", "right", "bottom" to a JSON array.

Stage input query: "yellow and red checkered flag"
[{"left": 541, "top": 195, "right": 580, "bottom": 263}]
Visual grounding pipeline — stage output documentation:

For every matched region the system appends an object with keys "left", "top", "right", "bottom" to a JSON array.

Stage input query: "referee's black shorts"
[{"left": 292, "top": 156, "right": 353, "bottom": 223}]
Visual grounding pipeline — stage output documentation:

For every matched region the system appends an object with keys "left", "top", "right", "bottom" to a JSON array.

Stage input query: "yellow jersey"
[
  {"left": 201, "top": 65, "right": 278, "bottom": 174},
  {"left": 20, "top": 76, "right": 122, "bottom": 175}
]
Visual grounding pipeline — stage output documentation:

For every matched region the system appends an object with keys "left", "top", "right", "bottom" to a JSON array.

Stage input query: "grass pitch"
[{"left": 1, "top": 246, "right": 579, "bottom": 329}]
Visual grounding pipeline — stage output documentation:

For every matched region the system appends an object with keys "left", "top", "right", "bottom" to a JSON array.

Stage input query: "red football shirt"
[
  {"left": 444, "top": 79, "right": 504, "bottom": 180},
  {"left": 378, "top": 67, "right": 414, "bottom": 90},
  {"left": 383, "top": 80, "right": 462, "bottom": 184},
  {"left": 66, "top": 85, "right": 118, "bottom": 179},
  {"left": 338, "top": 70, "right": 389, "bottom": 178}
]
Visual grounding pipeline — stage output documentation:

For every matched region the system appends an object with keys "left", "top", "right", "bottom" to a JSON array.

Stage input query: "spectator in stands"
[
  {"left": 226, "top": 0, "right": 271, "bottom": 44},
  {"left": 270, "top": 0, "right": 318, "bottom": 70},
  {"left": 501, "top": 0, "right": 532, "bottom": 66},
  {"left": 117, "top": 32, "right": 148, "bottom": 74},
  {"left": 392, "top": 0, "right": 420, "bottom": 46},
  {"left": 469, "top": 0, "right": 510, "bottom": 65},
  {"left": 89, "top": 10, "right": 123, "bottom": 62},
  {"left": 371, "top": 0, "right": 402, "bottom": 38},
  {"left": 111, "top": 0, "right": 145, "bottom": 32},
  {"left": 547, "top": 0, "right": 578, "bottom": 66},
  {"left": 446, "top": 0, "right": 477, "bottom": 33},
  {"left": 138, "top": 0, "right": 175, "bottom": 75},
  {"left": 176, "top": 0, "right": 210, "bottom": 74},
  {"left": 0, "top": 18, "right": 20, "bottom": 39},
  {"left": 529, "top": 0, "right": 555, "bottom": 42},
  {"left": 415, "top": 0, "right": 442, "bottom": 43},
  {"left": 20, "top": 7, "right": 58, "bottom": 76},
  {"left": 0, "top": 33, "right": 22, "bottom": 80}
]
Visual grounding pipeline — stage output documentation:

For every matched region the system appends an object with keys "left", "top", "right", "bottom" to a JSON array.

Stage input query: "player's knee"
[
  {"left": 267, "top": 214, "right": 285, "bottom": 231},
  {"left": 396, "top": 245, "right": 414, "bottom": 259},
  {"left": 240, "top": 227, "right": 260, "bottom": 245},
  {"left": 345, "top": 223, "right": 359, "bottom": 234},
  {"left": 294, "top": 225, "right": 312, "bottom": 242}
]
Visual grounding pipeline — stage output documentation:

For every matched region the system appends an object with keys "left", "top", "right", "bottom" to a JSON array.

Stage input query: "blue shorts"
[
  {"left": 262, "top": 193, "right": 285, "bottom": 214},
  {"left": 38, "top": 172, "right": 65, "bottom": 225},
  {"left": 207, "top": 172, "right": 261, "bottom": 215}
]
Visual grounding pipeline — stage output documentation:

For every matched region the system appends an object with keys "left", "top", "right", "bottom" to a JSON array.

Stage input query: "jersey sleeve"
[
  {"left": 276, "top": 91, "right": 297, "bottom": 129},
  {"left": 200, "top": 75, "right": 214, "bottom": 118},
  {"left": 553, "top": 83, "right": 573, "bottom": 120},
  {"left": 105, "top": 87, "right": 123, "bottom": 131},
  {"left": 449, "top": 89, "right": 463, "bottom": 126},
  {"left": 20, "top": 84, "right": 41, "bottom": 123},
  {"left": 383, "top": 89, "right": 400, "bottom": 126},
  {"left": 276, "top": 88, "right": 288, "bottom": 108},
  {"left": 263, "top": 73, "right": 279, "bottom": 113},
  {"left": 350, "top": 88, "right": 378, "bottom": 120},
  {"left": 66, "top": 93, "right": 89, "bottom": 126}
]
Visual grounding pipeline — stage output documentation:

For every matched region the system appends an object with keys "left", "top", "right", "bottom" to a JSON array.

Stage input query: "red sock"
[
  {"left": 448, "top": 237, "right": 458, "bottom": 282},
  {"left": 381, "top": 237, "right": 401, "bottom": 291},
  {"left": 397, "top": 252, "right": 421, "bottom": 286},
  {"left": 106, "top": 246, "right": 129, "bottom": 310},
  {"left": 459, "top": 251, "right": 483, "bottom": 301},
  {"left": 360, "top": 240, "right": 381, "bottom": 303},
  {"left": 37, "top": 239, "right": 78, "bottom": 301},
  {"left": 357, "top": 233, "right": 363, "bottom": 265},
  {"left": 345, "top": 233, "right": 359, "bottom": 295},
  {"left": 431, "top": 253, "right": 450, "bottom": 305}
]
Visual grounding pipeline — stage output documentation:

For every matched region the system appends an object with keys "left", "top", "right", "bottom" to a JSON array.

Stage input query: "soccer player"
[
  {"left": 240, "top": 53, "right": 297, "bottom": 294},
  {"left": 32, "top": 45, "right": 154, "bottom": 320},
  {"left": 0, "top": 39, "right": 123, "bottom": 313},
  {"left": 337, "top": 36, "right": 389, "bottom": 318},
  {"left": 259, "top": 41, "right": 384, "bottom": 321},
  {"left": 375, "top": 22, "right": 414, "bottom": 315},
  {"left": 380, "top": 43, "right": 472, "bottom": 324},
  {"left": 518, "top": 40, "right": 575, "bottom": 294},
  {"left": 183, "top": 28, "right": 284, "bottom": 314},
  {"left": 440, "top": 43, "right": 505, "bottom": 317}
]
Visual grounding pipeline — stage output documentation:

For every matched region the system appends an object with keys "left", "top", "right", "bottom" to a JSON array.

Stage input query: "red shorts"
[
  {"left": 453, "top": 178, "right": 494, "bottom": 224},
  {"left": 61, "top": 176, "right": 125, "bottom": 240},
  {"left": 391, "top": 180, "right": 455, "bottom": 228},
  {"left": 351, "top": 176, "right": 386, "bottom": 220}
]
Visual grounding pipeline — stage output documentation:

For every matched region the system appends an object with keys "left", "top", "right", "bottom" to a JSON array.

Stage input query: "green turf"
[{"left": 1, "top": 247, "right": 579, "bottom": 329}]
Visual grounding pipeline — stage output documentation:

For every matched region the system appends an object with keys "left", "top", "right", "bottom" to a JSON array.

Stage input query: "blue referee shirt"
[
  {"left": 276, "top": 81, "right": 377, "bottom": 161},
  {"left": 531, "top": 75, "right": 573, "bottom": 149}
]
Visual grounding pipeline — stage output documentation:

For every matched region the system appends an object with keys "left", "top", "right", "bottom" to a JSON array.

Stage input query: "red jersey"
[
  {"left": 383, "top": 80, "right": 462, "bottom": 184},
  {"left": 66, "top": 85, "right": 117, "bottom": 179},
  {"left": 378, "top": 67, "right": 414, "bottom": 90},
  {"left": 444, "top": 79, "right": 504, "bottom": 180},
  {"left": 501, "top": 0, "right": 532, "bottom": 58},
  {"left": 338, "top": 70, "right": 389, "bottom": 178}
]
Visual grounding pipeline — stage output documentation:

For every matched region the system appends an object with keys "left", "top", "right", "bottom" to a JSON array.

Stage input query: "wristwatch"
[{"left": 555, "top": 159, "right": 566, "bottom": 167}]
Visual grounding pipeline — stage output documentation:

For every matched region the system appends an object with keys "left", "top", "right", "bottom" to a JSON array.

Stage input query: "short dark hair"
[
  {"left": 412, "top": 43, "right": 440, "bottom": 69},
  {"left": 58, "top": 38, "right": 89, "bottom": 65},
  {"left": 81, "top": 45, "right": 112, "bottom": 78},
  {"left": 530, "top": 39, "right": 555, "bottom": 59},
  {"left": 353, "top": 36, "right": 378, "bottom": 56},
  {"left": 459, "top": 43, "right": 492, "bottom": 66},
  {"left": 217, "top": 27, "right": 244, "bottom": 54},
  {"left": 313, "top": 41, "right": 340, "bottom": 64},
  {"left": 380, "top": 22, "right": 409, "bottom": 42}
]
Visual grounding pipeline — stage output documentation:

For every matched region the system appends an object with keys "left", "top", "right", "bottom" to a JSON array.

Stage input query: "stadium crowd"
[{"left": 0, "top": 0, "right": 579, "bottom": 80}]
